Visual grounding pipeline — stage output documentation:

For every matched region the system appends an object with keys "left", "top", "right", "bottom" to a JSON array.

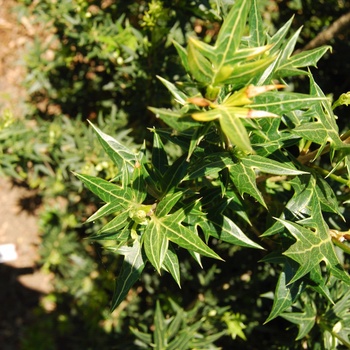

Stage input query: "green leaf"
[
  {"left": 74, "top": 173, "right": 133, "bottom": 205},
  {"left": 265, "top": 259, "right": 305, "bottom": 323},
  {"left": 292, "top": 122, "right": 328, "bottom": 145},
  {"left": 88, "top": 121, "right": 136, "bottom": 171},
  {"left": 251, "top": 92, "right": 328, "bottom": 115},
  {"left": 173, "top": 40, "right": 189, "bottom": 72},
  {"left": 277, "top": 46, "right": 331, "bottom": 78},
  {"left": 249, "top": 0, "right": 265, "bottom": 47},
  {"left": 143, "top": 220, "right": 168, "bottom": 274},
  {"left": 230, "top": 162, "right": 267, "bottom": 207},
  {"left": 130, "top": 327, "right": 152, "bottom": 346},
  {"left": 187, "top": 38, "right": 213, "bottom": 84},
  {"left": 155, "top": 191, "right": 183, "bottom": 218},
  {"left": 99, "top": 210, "right": 130, "bottom": 234},
  {"left": 186, "top": 153, "right": 234, "bottom": 180},
  {"left": 214, "top": 0, "right": 251, "bottom": 72},
  {"left": 242, "top": 154, "right": 307, "bottom": 176},
  {"left": 161, "top": 155, "right": 189, "bottom": 193},
  {"left": 162, "top": 245, "right": 181, "bottom": 287},
  {"left": 219, "top": 108, "right": 253, "bottom": 153},
  {"left": 111, "top": 236, "right": 145, "bottom": 312},
  {"left": 131, "top": 161, "right": 147, "bottom": 204},
  {"left": 308, "top": 74, "right": 350, "bottom": 150},
  {"left": 154, "top": 300, "right": 167, "bottom": 350},
  {"left": 85, "top": 200, "right": 125, "bottom": 223},
  {"left": 279, "top": 194, "right": 350, "bottom": 285},
  {"left": 157, "top": 215, "right": 222, "bottom": 261},
  {"left": 218, "top": 55, "right": 277, "bottom": 87},
  {"left": 201, "top": 215, "right": 264, "bottom": 249},
  {"left": 157, "top": 76, "right": 188, "bottom": 105},
  {"left": 151, "top": 130, "right": 169, "bottom": 175},
  {"left": 281, "top": 301, "right": 316, "bottom": 340},
  {"left": 148, "top": 107, "right": 200, "bottom": 132}
]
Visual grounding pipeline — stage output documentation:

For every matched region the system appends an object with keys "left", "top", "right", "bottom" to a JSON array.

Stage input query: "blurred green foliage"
[{"left": 1, "top": 0, "right": 350, "bottom": 349}]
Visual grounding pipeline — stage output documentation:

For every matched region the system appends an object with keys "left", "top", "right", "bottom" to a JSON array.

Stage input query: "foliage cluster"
[{"left": 1, "top": 0, "right": 350, "bottom": 349}]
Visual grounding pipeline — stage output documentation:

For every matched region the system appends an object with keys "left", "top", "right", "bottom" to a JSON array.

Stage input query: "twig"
[{"left": 297, "top": 11, "right": 350, "bottom": 53}]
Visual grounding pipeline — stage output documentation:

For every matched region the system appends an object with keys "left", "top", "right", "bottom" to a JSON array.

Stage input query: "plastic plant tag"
[{"left": 0, "top": 244, "right": 18, "bottom": 263}]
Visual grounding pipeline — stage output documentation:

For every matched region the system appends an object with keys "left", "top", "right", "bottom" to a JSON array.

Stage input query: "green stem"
[
  {"left": 330, "top": 330, "right": 350, "bottom": 349},
  {"left": 332, "top": 237, "right": 350, "bottom": 255},
  {"left": 310, "top": 164, "right": 350, "bottom": 186}
]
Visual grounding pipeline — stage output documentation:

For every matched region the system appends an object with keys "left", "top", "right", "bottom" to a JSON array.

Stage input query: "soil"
[{"left": 0, "top": 1, "right": 52, "bottom": 348}]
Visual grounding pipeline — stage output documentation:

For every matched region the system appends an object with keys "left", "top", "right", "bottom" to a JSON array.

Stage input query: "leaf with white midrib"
[
  {"left": 88, "top": 120, "right": 136, "bottom": 171},
  {"left": 110, "top": 237, "right": 145, "bottom": 312},
  {"left": 74, "top": 172, "right": 134, "bottom": 205},
  {"left": 157, "top": 216, "right": 222, "bottom": 261},
  {"left": 162, "top": 245, "right": 181, "bottom": 287},
  {"left": 143, "top": 220, "right": 168, "bottom": 273}
]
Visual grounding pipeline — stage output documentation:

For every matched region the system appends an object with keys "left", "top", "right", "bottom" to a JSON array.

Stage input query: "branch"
[{"left": 298, "top": 11, "right": 350, "bottom": 52}]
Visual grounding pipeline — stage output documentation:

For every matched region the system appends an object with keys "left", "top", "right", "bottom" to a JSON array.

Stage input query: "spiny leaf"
[
  {"left": 277, "top": 46, "right": 331, "bottom": 78},
  {"left": 173, "top": 40, "right": 189, "bottom": 72},
  {"left": 219, "top": 108, "right": 253, "bottom": 153},
  {"left": 185, "top": 153, "right": 234, "bottom": 180},
  {"left": 162, "top": 245, "right": 181, "bottom": 287},
  {"left": 74, "top": 173, "right": 133, "bottom": 205},
  {"left": 279, "top": 194, "right": 350, "bottom": 285},
  {"left": 85, "top": 200, "right": 125, "bottom": 223},
  {"left": 242, "top": 154, "right": 308, "bottom": 176},
  {"left": 187, "top": 38, "right": 212, "bottom": 84},
  {"left": 148, "top": 107, "right": 201, "bottom": 132},
  {"left": 230, "top": 162, "right": 267, "bottom": 207},
  {"left": 201, "top": 215, "right": 264, "bottom": 249},
  {"left": 143, "top": 220, "right": 168, "bottom": 274},
  {"left": 157, "top": 76, "right": 188, "bottom": 105},
  {"left": 251, "top": 92, "right": 329, "bottom": 115},
  {"left": 265, "top": 259, "right": 305, "bottom": 323},
  {"left": 157, "top": 215, "right": 223, "bottom": 261},
  {"left": 111, "top": 237, "right": 145, "bottom": 312},
  {"left": 214, "top": 0, "right": 251, "bottom": 72},
  {"left": 151, "top": 130, "right": 169, "bottom": 175},
  {"left": 154, "top": 300, "right": 166, "bottom": 349},
  {"left": 99, "top": 210, "right": 130, "bottom": 234},
  {"left": 249, "top": 0, "right": 265, "bottom": 46},
  {"left": 88, "top": 120, "right": 136, "bottom": 171},
  {"left": 281, "top": 301, "right": 316, "bottom": 340},
  {"left": 155, "top": 191, "right": 183, "bottom": 218}
]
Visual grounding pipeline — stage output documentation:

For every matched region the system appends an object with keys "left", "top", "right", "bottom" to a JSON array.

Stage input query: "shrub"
[{"left": 77, "top": 0, "right": 350, "bottom": 348}]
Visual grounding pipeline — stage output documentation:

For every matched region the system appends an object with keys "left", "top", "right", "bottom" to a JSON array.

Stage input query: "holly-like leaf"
[
  {"left": 155, "top": 191, "right": 183, "bottom": 218},
  {"left": 156, "top": 215, "right": 222, "bottom": 261},
  {"left": 185, "top": 153, "right": 234, "bottom": 180},
  {"left": 162, "top": 245, "right": 181, "bottom": 287},
  {"left": 111, "top": 236, "right": 145, "bottom": 312},
  {"left": 249, "top": 0, "right": 265, "bottom": 47},
  {"left": 242, "top": 154, "right": 307, "bottom": 176},
  {"left": 157, "top": 76, "right": 188, "bottom": 106},
  {"left": 277, "top": 46, "right": 331, "bottom": 78},
  {"left": 265, "top": 259, "right": 305, "bottom": 323},
  {"left": 281, "top": 301, "right": 317, "bottom": 340},
  {"left": 143, "top": 220, "right": 169, "bottom": 274},
  {"left": 251, "top": 92, "right": 328, "bottom": 115},
  {"left": 88, "top": 120, "right": 136, "bottom": 171},
  {"left": 230, "top": 162, "right": 267, "bottom": 207},
  {"left": 74, "top": 173, "right": 134, "bottom": 207},
  {"left": 151, "top": 130, "right": 169, "bottom": 175},
  {"left": 279, "top": 195, "right": 350, "bottom": 285},
  {"left": 200, "top": 215, "right": 264, "bottom": 249}
]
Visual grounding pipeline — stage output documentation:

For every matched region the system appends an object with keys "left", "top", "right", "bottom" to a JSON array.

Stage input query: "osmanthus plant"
[{"left": 76, "top": 0, "right": 350, "bottom": 346}]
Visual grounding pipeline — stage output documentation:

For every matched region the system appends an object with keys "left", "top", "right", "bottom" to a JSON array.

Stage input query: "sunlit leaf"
[
  {"left": 111, "top": 237, "right": 145, "bottom": 312},
  {"left": 88, "top": 120, "right": 136, "bottom": 171},
  {"left": 143, "top": 220, "right": 168, "bottom": 273}
]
